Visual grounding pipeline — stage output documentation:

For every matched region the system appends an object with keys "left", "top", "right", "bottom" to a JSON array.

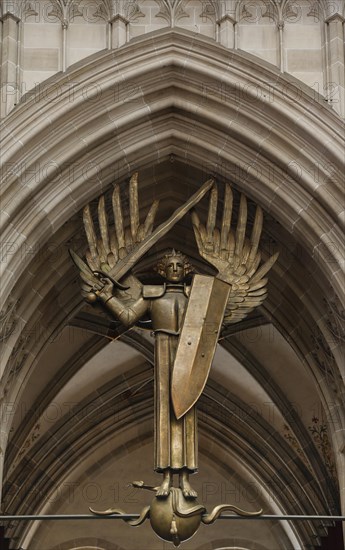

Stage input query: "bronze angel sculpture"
[{"left": 70, "top": 173, "right": 278, "bottom": 504}]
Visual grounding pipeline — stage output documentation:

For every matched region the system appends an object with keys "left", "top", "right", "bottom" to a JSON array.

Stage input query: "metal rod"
[
  {"left": 217, "top": 515, "right": 345, "bottom": 521},
  {"left": 0, "top": 514, "right": 344, "bottom": 522},
  {"left": 0, "top": 514, "right": 139, "bottom": 521}
]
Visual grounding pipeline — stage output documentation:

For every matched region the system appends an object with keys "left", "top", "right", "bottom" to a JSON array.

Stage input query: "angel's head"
[{"left": 155, "top": 250, "right": 193, "bottom": 283}]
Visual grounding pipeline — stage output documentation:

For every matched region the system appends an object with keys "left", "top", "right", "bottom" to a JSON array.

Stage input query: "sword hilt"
[{"left": 93, "top": 270, "right": 130, "bottom": 291}]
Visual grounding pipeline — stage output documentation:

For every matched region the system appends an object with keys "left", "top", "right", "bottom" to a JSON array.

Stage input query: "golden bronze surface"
[
  {"left": 71, "top": 173, "right": 277, "bottom": 544},
  {"left": 90, "top": 486, "right": 262, "bottom": 548},
  {"left": 171, "top": 275, "right": 231, "bottom": 419}
]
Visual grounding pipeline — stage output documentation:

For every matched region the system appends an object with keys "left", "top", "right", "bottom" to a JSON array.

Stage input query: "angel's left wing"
[
  {"left": 222, "top": 257, "right": 277, "bottom": 325},
  {"left": 191, "top": 183, "right": 278, "bottom": 327}
]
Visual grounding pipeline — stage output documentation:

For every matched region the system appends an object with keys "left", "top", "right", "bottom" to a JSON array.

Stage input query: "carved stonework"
[
  {"left": 22, "top": 1, "right": 39, "bottom": 19},
  {"left": 94, "top": 0, "right": 144, "bottom": 22},
  {"left": 47, "top": 0, "right": 83, "bottom": 26},
  {"left": 311, "top": 331, "right": 343, "bottom": 399},
  {"left": 307, "top": 1, "right": 321, "bottom": 21},
  {"left": 12, "top": 423, "right": 41, "bottom": 470},
  {"left": 308, "top": 416, "right": 337, "bottom": 483},
  {"left": 3, "top": 334, "right": 30, "bottom": 398},
  {"left": 262, "top": 0, "right": 300, "bottom": 24},
  {"left": 283, "top": 424, "right": 313, "bottom": 471},
  {"left": 0, "top": 300, "right": 17, "bottom": 343},
  {"left": 261, "top": 2, "right": 277, "bottom": 22},
  {"left": 283, "top": 415, "right": 338, "bottom": 488},
  {"left": 281, "top": 0, "right": 300, "bottom": 21},
  {"left": 238, "top": 0, "right": 267, "bottom": 22},
  {"left": 240, "top": 2, "right": 255, "bottom": 21},
  {"left": 200, "top": 1, "right": 216, "bottom": 22},
  {"left": 155, "top": 0, "right": 189, "bottom": 27},
  {"left": 239, "top": 0, "right": 301, "bottom": 25},
  {"left": 323, "top": 297, "right": 345, "bottom": 344},
  {"left": 121, "top": 0, "right": 144, "bottom": 21}
]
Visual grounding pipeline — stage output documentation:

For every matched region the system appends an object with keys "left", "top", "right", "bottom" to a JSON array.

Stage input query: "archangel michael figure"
[{"left": 70, "top": 173, "right": 278, "bottom": 500}]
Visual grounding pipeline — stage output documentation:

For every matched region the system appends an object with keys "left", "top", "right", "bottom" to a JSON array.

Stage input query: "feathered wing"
[
  {"left": 69, "top": 248, "right": 109, "bottom": 300},
  {"left": 72, "top": 173, "right": 160, "bottom": 304},
  {"left": 191, "top": 183, "right": 278, "bottom": 327},
  {"left": 222, "top": 254, "right": 278, "bottom": 325},
  {"left": 72, "top": 174, "right": 216, "bottom": 307}
]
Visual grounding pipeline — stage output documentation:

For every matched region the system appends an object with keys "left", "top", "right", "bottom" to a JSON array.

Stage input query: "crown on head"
[{"left": 155, "top": 249, "right": 193, "bottom": 278}]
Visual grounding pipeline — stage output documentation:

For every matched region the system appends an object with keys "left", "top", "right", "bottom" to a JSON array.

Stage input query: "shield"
[{"left": 171, "top": 275, "right": 231, "bottom": 419}]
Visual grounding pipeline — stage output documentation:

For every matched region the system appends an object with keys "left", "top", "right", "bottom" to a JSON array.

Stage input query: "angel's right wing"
[
  {"left": 83, "top": 172, "right": 159, "bottom": 282},
  {"left": 70, "top": 173, "right": 160, "bottom": 304},
  {"left": 73, "top": 173, "right": 215, "bottom": 308},
  {"left": 69, "top": 248, "right": 109, "bottom": 301}
]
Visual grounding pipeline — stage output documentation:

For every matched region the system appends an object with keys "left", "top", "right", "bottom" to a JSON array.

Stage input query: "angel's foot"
[
  {"left": 156, "top": 471, "right": 171, "bottom": 498},
  {"left": 179, "top": 471, "right": 197, "bottom": 499}
]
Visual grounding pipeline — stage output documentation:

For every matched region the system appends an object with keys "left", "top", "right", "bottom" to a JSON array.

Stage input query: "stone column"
[
  {"left": 277, "top": 20, "right": 284, "bottom": 72},
  {"left": 0, "top": 12, "right": 20, "bottom": 118},
  {"left": 217, "top": 14, "right": 236, "bottom": 49},
  {"left": 110, "top": 14, "right": 129, "bottom": 48},
  {"left": 61, "top": 19, "right": 68, "bottom": 72},
  {"left": 325, "top": 13, "right": 345, "bottom": 118}
]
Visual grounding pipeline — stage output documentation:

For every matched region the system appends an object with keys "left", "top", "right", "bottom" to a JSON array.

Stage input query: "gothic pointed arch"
[{"left": 0, "top": 26, "right": 344, "bottom": 550}]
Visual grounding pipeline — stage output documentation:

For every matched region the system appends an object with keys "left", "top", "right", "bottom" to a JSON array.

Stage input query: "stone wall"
[
  {"left": 0, "top": 0, "right": 344, "bottom": 118},
  {"left": 1, "top": 14, "right": 345, "bottom": 547}
]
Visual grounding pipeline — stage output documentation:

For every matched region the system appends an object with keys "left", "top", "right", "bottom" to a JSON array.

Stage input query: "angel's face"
[{"left": 164, "top": 258, "right": 185, "bottom": 282}]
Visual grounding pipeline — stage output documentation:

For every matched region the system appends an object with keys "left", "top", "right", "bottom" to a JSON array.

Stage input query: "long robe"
[
  {"left": 150, "top": 284, "right": 198, "bottom": 472},
  {"left": 106, "top": 281, "right": 198, "bottom": 472}
]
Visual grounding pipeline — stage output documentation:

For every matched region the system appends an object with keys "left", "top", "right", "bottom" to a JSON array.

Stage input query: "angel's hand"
[
  {"left": 80, "top": 271, "right": 114, "bottom": 304},
  {"left": 93, "top": 276, "right": 114, "bottom": 302}
]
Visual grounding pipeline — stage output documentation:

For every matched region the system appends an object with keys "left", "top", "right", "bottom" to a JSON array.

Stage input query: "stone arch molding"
[
  {"left": 0, "top": 26, "right": 344, "bottom": 514},
  {"left": 1, "top": 28, "right": 343, "bottom": 293},
  {"left": 1, "top": 32, "right": 343, "bottom": 344}
]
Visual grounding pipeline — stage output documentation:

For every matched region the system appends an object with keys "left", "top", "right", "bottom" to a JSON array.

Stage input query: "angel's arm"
[
  {"left": 72, "top": 172, "right": 159, "bottom": 324},
  {"left": 95, "top": 277, "right": 149, "bottom": 328}
]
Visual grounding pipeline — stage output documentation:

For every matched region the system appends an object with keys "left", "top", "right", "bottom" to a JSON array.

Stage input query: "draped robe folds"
[
  {"left": 150, "top": 284, "right": 198, "bottom": 472},
  {"left": 105, "top": 281, "right": 198, "bottom": 472}
]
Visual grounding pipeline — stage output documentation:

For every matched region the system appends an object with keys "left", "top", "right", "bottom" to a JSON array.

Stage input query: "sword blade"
[
  {"left": 109, "top": 179, "right": 215, "bottom": 281},
  {"left": 69, "top": 248, "right": 95, "bottom": 277}
]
